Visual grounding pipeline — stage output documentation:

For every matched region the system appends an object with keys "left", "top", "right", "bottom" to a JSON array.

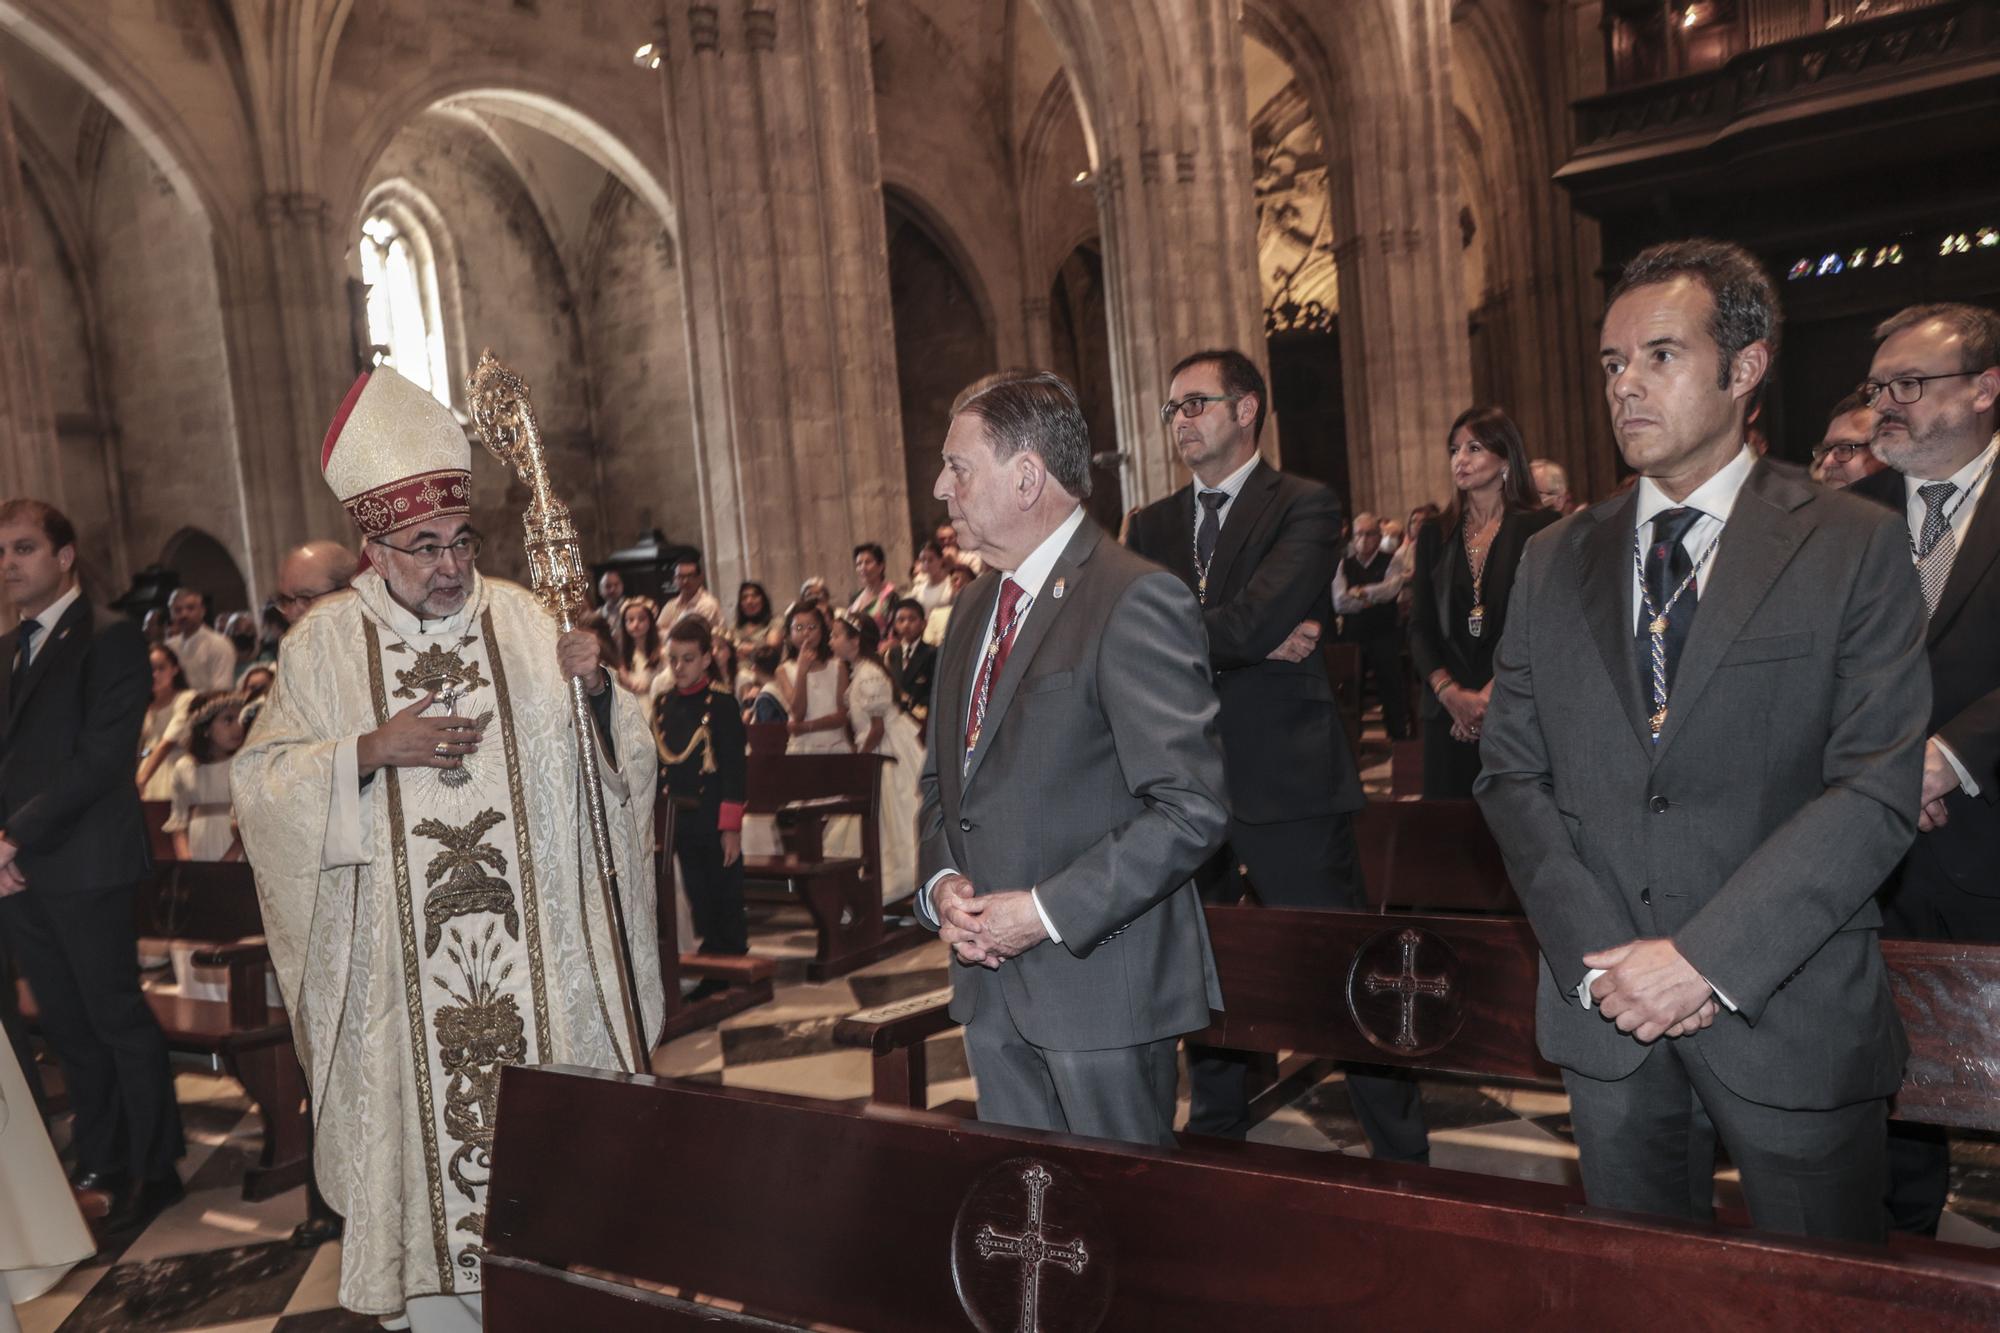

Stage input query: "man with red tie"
[{"left": 916, "top": 371, "right": 1229, "bottom": 1148}]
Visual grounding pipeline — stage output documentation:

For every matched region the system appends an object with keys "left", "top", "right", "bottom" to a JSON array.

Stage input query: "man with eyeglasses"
[
  {"left": 233, "top": 366, "right": 664, "bottom": 1331},
  {"left": 1809, "top": 392, "right": 1887, "bottom": 490},
  {"left": 272, "top": 540, "right": 360, "bottom": 630},
  {"left": 1846, "top": 302, "right": 2000, "bottom": 1237},
  {"left": 1124, "top": 348, "right": 1427, "bottom": 1162}
]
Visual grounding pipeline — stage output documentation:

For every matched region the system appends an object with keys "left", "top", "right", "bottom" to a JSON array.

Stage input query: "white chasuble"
[{"left": 235, "top": 571, "right": 662, "bottom": 1318}]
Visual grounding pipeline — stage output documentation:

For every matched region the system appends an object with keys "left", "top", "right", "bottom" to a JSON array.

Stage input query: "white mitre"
[{"left": 321, "top": 365, "right": 472, "bottom": 537}]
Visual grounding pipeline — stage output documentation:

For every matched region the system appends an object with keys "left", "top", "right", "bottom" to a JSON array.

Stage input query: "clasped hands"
[
  {"left": 0, "top": 834, "right": 22, "bottom": 898},
  {"left": 1265, "top": 619, "right": 1321, "bottom": 664},
  {"left": 933, "top": 875, "right": 1048, "bottom": 969},
  {"left": 1583, "top": 937, "right": 1718, "bottom": 1044},
  {"left": 1442, "top": 680, "right": 1491, "bottom": 743},
  {"left": 1917, "top": 737, "right": 1960, "bottom": 833}
]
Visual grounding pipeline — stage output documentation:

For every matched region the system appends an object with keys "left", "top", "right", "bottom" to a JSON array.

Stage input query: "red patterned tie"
[{"left": 965, "top": 576, "right": 1026, "bottom": 756}]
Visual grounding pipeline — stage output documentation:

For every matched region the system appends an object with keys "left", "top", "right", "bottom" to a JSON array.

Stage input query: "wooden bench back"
[
  {"left": 741, "top": 750, "right": 888, "bottom": 817},
  {"left": 1200, "top": 905, "right": 2000, "bottom": 1133},
  {"left": 483, "top": 1066, "right": 2000, "bottom": 1332},
  {"left": 1351, "top": 798, "right": 1517, "bottom": 912},
  {"left": 132, "top": 860, "right": 264, "bottom": 943}
]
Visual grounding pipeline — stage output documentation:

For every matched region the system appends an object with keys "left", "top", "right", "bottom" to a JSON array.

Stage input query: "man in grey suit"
[
  {"left": 916, "top": 370, "right": 1229, "bottom": 1148},
  {"left": 1476, "top": 239, "right": 1929, "bottom": 1242}
]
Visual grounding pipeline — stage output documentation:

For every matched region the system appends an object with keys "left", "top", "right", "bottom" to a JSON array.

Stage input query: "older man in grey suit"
[
  {"left": 1476, "top": 239, "right": 1929, "bottom": 1242},
  {"left": 916, "top": 370, "right": 1229, "bottom": 1148}
]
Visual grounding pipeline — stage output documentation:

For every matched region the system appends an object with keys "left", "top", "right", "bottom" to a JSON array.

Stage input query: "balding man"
[
  {"left": 273, "top": 540, "right": 360, "bottom": 630},
  {"left": 1531, "top": 458, "right": 1581, "bottom": 514},
  {"left": 1810, "top": 393, "right": 1888, "bottom": 490}
]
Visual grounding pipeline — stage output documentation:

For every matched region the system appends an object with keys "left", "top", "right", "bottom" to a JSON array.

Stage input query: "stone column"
[
  {"left": 213, "top": 193, "right": 356, "bottom": 598},
  {"left": 1322, "top": 0, "right": 1476, "bottom": 521},
  {"left": 658, "top": 0, "right": 908, "bottom": 598},
  {"left": 0, "top": 69, "right": 63, "bottom": 509}
]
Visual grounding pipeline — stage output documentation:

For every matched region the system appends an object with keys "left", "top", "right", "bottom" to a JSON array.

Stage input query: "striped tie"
[{"left": 1916, "top": 481, "right": 1957, "bottom": 617}]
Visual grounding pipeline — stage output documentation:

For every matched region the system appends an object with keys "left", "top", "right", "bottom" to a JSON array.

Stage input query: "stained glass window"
[{"left": 359, "top": 210, "right": 452, "bottom": 407}]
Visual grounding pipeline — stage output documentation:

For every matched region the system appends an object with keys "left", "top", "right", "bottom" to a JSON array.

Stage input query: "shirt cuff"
[
  {"left": 717, "top": 800, "right": 745, "bottom": 833},
  {"left": 1703, "top": 975, "right": 1738, "bottom": 1012},
  {"left": 1936, "top": 736, "right": 1981, "bottom": 799},
  {"left": 324, "top": 736, "right": 372, "bottom": 870},
  {"left": 921, "top": 869, "right": 957, "bottom": 927},
  {"left": 1576, "top": 967, "right": 1606, "bottom": 1010},
  {"left": 1030, "top": 887, "right": 1062, "bottom": 944}
]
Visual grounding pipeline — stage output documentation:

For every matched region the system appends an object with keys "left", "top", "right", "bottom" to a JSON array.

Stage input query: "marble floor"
[{"left": 18, "top": 719, "right": 2000, "bottom": 1330}]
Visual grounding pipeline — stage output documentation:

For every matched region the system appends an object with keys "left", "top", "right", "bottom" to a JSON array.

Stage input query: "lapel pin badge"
[{"left": 1052, "top": 578, "right": 1065, "bottom": 600}]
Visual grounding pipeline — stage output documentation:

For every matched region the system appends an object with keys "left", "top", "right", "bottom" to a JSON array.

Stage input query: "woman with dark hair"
[
  {"left": 848, "top": 542, "right": 897, "bottom": 633},
  {"left": 1409, "top": 406, "right": 1559, "bottom": 798},
  {"left": 137, "top": 644, "right": 195, "bottom": 799},
  {"left": 732, "top": 581, "right": 776, "bottom": 656},
  {"left": 615, "top": 596, "right": 665, "bottom": 696},
  {"left": 770, "top": 600, "right": 849, "bottom": 756},
  {"left": 828, "top": 610, "right": 921, "bottom": 902}
]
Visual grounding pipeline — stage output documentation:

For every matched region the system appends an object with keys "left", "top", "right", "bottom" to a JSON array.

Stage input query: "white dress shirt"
[
  {"left": 16, "top": 582, "right": 81, "bottom": 666},
  {"left": 165, "top": 623, "right": 238, "bottom": 694},
  {"left": 1897, "top": 435, "right": 1998, "bottom": 799},
  {"left": 921, "top": 504, "right": 1090, "bottom": 943},
  {"left": 1188, "top": 452, "right": 1261, "bottom": 552},
  {"left": 1583, "top": 445, "right": 1757, "bottom": 1016}
]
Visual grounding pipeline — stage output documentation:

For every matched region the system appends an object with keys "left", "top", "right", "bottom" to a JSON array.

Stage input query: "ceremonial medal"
[{"left": 1467, "top": 603, "right": 1485, "bottom": 639}]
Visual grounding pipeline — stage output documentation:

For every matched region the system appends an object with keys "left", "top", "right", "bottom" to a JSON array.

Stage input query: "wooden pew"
[
  {"left": 740, "top": 749, "right": 926, "bottom": 980},
  {"left": 839, "top": 906, "right": 2000, "bottom": 1138},
  {"left": 19, "top": 861, "right": 308, "bottom": 1201},
  {"left": 1351, "top": 798, "right": 1517, "bottom": 912},
  {"left": 482, "top": 1066, "right": 2000, "bottom": 1331},
  {"left": 650, "top": 796, "right": 776, "bottom": 1043}
]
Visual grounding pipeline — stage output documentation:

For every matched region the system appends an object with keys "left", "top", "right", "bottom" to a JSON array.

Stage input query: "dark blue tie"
[
  {"left": 10, "top": 617, "right": 39, "bottom": 697},
  {"left": 1640, "top": 508, "right": 1701, "bottom": 709}
]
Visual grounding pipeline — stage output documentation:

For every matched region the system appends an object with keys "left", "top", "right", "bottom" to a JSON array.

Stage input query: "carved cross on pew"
[
  {"left": 974, "top": 1163, "right": 1089, "bottom": 1333},
  {"left": 1364, "top": 927, "right": 1453, "bottom": 1050}
]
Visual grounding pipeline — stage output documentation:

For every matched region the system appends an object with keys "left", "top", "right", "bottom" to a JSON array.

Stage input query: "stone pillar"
[
  {"left": 659, "top": 0, "right": 908, "bottom": 598},
  {"left": 0, "top": 69, "right": 63, "bottom": 509},
  {"left": 213, "top": 193, "right": 356, "bottom": 599},
  {"left": 1323, "top": 0, "right": 1476, "bottom": 521}
]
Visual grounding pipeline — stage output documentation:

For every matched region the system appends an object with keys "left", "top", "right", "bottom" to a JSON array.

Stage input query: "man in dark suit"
[
  {"left": 0, "top": 498, "right": 183, "bottom": 1234},
  {"left": 1477, "top": 241, "right": 1928, "bottom": 1242},
  {"left": 1848, "top": 302, "right": 2000, "bottom": 1235},
  {"left": 916, "top": 371, "right": 1229, "bottom": 1148},
  {"left": 1125, "top": 348, "right": 1427, "bottom": 1160},
  {"left": 882, "top": 597, "right": 936, "bottom": 721}
]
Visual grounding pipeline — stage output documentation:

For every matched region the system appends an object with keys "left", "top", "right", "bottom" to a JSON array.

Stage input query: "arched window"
[{"left": 359, "top": 207, "right": 452, "bottom": 406}]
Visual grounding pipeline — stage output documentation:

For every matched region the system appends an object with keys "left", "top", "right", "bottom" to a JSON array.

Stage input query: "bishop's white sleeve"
[{"left": 323, "top": 737, "right": 372, "bottom": 868}]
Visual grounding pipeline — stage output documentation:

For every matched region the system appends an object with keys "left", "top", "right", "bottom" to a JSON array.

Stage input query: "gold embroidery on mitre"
[{"left": 413, "top": 809, "right": 520, "bottom": 957}]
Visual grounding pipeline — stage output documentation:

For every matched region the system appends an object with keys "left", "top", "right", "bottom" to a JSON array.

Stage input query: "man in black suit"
[
  {"left": 0, "top": 498, "right": 183, "bottom": 1233},
  {"left": 1126, "top": 348, "right": 1427, "bottom": 1160},
  {"left": 1849, "top": 302, "right": 2000, "bottom": 1235},
  {"left": 882, "top": 597, "right": 936, "bottom": 721}
]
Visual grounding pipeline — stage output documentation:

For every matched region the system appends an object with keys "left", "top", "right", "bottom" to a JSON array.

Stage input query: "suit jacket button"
[
  {"left": 959, "top": 818, "right": 972, "bottom": 833},
  {"left": 1648, "top": 795, "right": 1669, "bottom": 814},
  {"left": 1640, "top": 888, "right": 1652, "bottom": 905}
]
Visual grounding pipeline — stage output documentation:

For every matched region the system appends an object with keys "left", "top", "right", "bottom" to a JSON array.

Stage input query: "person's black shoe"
[
  {"left": 290, "top": 1213, "right": 344, "bottom": 1249},
  {"left": 101, "top": 1174, "right": 184, "bottom": 1236},
  {"left": 684, "top": 977, "right": 731, "bottom": 1002},
  {"left": 70, "top": 1167, "right": 129, "bottom": 1196}
]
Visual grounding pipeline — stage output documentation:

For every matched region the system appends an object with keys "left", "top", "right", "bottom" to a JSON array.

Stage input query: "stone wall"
[{"left": 581, "top": 184, "right": 703, "bottom": 562}]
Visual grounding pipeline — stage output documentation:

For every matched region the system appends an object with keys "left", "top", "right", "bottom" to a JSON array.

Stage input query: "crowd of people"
[{"left": 2, "top": 236, "right": 1997, "bottom": 1328}]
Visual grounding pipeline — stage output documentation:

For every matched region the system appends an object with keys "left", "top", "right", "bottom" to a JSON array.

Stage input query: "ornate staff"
[{"left": 466, "top": 350, "right": 647, "bottom": 1072}]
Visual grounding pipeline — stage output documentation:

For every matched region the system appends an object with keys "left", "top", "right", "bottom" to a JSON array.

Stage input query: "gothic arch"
[
  {"left": 159, "top": 527, "right": 249, "bottom": 616},
  {"left": 879, "top": 181, "right": 1001, "bottom": 349},
  {"left": 0, "top": 1, "right": 223, "bottom": 229},
  {"left": 338, "top": 72, "right": 677, "bottom": 243}
]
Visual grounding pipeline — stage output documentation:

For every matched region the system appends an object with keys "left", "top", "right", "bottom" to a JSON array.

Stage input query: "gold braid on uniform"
[{"left": 652, "top": 688, "right": 718, "bottom": 775}]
